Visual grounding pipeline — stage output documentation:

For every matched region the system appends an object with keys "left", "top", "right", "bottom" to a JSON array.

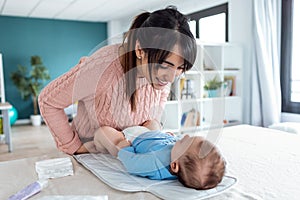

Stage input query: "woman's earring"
[{"left": 138, "top": 56, "right": 142, "bottom": 60}]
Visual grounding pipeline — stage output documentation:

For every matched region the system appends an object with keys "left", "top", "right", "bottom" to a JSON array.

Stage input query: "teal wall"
[{"left": 0, "top": 16, "right": 107, "bottom": 119}]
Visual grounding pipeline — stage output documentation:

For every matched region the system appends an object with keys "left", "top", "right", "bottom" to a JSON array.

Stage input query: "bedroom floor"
[{"left": 0, "top": 124, "right": 58, "bottom": 162}]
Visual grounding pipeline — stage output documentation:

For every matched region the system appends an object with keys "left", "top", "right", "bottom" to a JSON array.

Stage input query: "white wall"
[
  {"left": 229, "top": 0, "right": 253, "bottom": 124},
  {"left": 107, "top": 0, "right": 228, "bottom": 44},
  {"left": 107, "top": 20, "right": 128, "bottom": 44},
  {"left": 107, "top": 0, "right": 254, "bottom": 124}
]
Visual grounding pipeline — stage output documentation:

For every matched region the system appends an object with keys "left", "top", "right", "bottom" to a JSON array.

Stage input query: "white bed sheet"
[
  {"left": 1, "top": 125, "right": 300, "bottom": 200},
  {"left": 215, "top": 125, "right": 300, "bottom": 200}
]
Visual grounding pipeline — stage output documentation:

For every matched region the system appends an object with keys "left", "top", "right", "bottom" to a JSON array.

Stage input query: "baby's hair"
[{"left": 176, "top": 140, "right": 225, "bottom": 190}]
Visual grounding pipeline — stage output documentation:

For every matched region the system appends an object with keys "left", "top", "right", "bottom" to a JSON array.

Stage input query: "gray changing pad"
[{"left": 74, "top": 153, "right": 236, "bottom": 200}]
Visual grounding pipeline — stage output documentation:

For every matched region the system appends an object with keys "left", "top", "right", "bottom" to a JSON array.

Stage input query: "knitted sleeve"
[
  {"left": 38, "top": 58, "right": 87, "bottom": 154},
  {"left": 39, "top": 45, "right": 119, "bottom": 154}
]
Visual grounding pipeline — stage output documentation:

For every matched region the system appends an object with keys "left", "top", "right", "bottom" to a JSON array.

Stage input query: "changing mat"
[{"left": 74, "top": 153, "right": 237, "bottom": 200}]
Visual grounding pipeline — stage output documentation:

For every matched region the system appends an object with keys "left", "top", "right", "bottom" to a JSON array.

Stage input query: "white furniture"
[
  {"left": 0, "top": 53, "right": 12, "bottom": 152},
  {"left": 162, "top": 42, "right": 243, "bottom": 134}
]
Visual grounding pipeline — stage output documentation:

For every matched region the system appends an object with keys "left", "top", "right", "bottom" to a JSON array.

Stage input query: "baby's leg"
[
  {"left": 94, "top": 126, "right": 125, "bottom": 157},
  {"left": 93, "top": 130, "right": 109, "bottom": 154}
]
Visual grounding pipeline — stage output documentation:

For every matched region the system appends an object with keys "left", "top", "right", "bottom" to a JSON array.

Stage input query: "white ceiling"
[{"left": 0, "top": 0, "right": 191, "bottom": 22}]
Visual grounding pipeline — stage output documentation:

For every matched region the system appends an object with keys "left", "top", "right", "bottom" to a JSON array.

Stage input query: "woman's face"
[{"left": 137, "top": 45, "right": 185, "bottom": 90}]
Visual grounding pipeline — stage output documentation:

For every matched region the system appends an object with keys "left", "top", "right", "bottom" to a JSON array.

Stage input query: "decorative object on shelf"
[
  {"left": 203, "top": 76, "right": 223, "bottom": 98},
  {"left": 207, "top": 90, "right": 218, "bottom": 98},
  {"left": 10, "top": 55, "right": 50, "bottom": 126},
  {"left": 179, "top": 77, "right": 185, "bottom": 94},
  {"left": 181, "top": 79, "right": 196, "bottom": 99}
]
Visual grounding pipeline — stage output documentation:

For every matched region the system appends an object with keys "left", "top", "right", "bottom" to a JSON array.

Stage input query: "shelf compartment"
[{"left": 161, "top": 103, "right": 180, "bottom": 131}]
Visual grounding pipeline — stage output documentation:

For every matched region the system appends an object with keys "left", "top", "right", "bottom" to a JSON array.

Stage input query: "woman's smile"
[{"left": 156, "top": 78, "right": 168, "bottom": 86}]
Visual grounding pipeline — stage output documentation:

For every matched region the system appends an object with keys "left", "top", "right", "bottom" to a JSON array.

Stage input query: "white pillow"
[{"left": 269, "top": 122, "right": 300, "bottom": 134}]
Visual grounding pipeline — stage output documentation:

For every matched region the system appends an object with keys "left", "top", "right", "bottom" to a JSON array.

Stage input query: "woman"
[{"left": 38, "top": 6, "right": 197, "bottom": 155}]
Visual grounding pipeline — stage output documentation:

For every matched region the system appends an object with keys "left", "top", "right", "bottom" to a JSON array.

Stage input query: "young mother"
[{"left": 38, "top": 6, "right": 197, "bottom": 155}]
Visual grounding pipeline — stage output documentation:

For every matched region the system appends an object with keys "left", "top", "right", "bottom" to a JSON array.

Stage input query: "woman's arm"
[
  {"left": 39, "top": 57, "right": 88, "bottom": 155},
  {"left": 39, "top": 68, "right": 80, "bottom": 154}
]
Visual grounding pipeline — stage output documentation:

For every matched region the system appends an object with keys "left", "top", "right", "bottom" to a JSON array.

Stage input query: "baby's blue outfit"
[{"left": 118, "top": 130, "right": 180, "bottom": 180}]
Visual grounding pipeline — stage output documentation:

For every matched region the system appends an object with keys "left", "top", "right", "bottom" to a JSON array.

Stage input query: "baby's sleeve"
[{"left": 118, "top": 148, "right": 161, "bottom": 178}]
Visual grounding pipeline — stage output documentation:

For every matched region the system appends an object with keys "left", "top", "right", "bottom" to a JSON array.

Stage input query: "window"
[
  {"left": 187, "top": 3, "right": 228, "bottom": 42},
  {"left": 281, "top": 0, "right": 300, "bottom": 113}
]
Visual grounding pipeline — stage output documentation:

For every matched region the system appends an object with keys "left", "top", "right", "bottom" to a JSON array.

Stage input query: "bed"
[{"left": 1, "top": 125, "right": 300, "bottom": 200}]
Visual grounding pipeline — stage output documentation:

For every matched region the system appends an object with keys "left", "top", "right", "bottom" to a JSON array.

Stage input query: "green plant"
[
  {"left": 10, "top": 55, "right": 50, "bottom": 115},
  {"left": 204, "top": 76, "right": 223, "bottom": 90}
]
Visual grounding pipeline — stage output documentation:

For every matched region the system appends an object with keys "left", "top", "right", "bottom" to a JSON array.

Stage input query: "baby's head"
[{"left": 170, "top": 135, "right": 225, "bottom": 190}]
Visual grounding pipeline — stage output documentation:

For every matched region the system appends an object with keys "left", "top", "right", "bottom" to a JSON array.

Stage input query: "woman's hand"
[{"left": 74, "top": 144, "right": 89, "bottom": 154}]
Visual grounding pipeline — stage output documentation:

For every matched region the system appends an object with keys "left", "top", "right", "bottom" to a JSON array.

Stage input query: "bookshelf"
[{"left": 162, "top": 42, "right": 243, "bottom": 134}]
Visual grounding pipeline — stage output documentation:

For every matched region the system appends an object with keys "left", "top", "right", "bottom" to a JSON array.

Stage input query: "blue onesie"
[{"left": 118, "top": 130, "right": 179, "bottom": 180}]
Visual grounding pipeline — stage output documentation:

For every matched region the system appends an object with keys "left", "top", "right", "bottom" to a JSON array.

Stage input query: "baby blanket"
[{"left": 74, "top": 153, "right": 236, "bottom": 200}]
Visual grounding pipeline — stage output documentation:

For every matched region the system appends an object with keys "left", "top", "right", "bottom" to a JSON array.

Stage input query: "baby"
[{"left": 90, "top": 125, "right": 225, "bottom": 190}]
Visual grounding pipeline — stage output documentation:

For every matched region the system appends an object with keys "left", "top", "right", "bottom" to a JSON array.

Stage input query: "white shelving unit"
[
  {"left": 162, "top": 42, "right": 243, "bottom": 134},
  {"left": 0, "top": 53, "right": 13, "bottom": 152}
]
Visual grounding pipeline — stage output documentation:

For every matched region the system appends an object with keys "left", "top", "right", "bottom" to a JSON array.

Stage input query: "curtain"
[{"left": 251, "top": 0, "right": 282, "bottom": 127}]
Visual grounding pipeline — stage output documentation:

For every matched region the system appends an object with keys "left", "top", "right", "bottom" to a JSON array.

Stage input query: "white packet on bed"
[{"left": 35, "top": 157, "right": 74, "bottom": 180}]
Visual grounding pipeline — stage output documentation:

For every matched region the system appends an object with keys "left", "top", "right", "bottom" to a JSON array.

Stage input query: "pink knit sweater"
[{"left": 39, "top": 44, "right": 170, "bottom": 154}]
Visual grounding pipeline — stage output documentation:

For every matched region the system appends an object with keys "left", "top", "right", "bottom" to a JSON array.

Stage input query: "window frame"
[
  {"left": 281, "top": 0, "right": 300, "bottom": 113},
  {"left": 187, "top": 3, "right": 228, "bottom": 41}
]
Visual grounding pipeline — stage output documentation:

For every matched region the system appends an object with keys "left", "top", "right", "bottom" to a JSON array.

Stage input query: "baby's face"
[{"left": 171, "top": 135, "right": 204, "bottom": 161}]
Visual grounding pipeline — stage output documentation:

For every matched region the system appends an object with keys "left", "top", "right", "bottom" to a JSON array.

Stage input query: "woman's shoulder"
[
  {"left": 89, "top": 43, "right": 121, "bottom": 60},
  {"left": 79, "top": 43, "right": 123, "bottom": 76}
]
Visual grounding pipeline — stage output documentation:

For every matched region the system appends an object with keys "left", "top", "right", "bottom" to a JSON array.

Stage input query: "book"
[
  {"left": 224, "top": 76, "right": 236, "bottom": 96},
  {"left": 181, "top": 109, "right": 200, "bottom": 127}
]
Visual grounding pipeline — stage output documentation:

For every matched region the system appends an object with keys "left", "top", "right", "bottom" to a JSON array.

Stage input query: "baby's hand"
[
  {"left": 142, "top": 119, "right": 162, "bottom": 130},
  {"left": 117, "top": 139, "right": 131, "bottom": 149},
  {"left": 166, "top": 132, "right": 175, "bottom": 136}
]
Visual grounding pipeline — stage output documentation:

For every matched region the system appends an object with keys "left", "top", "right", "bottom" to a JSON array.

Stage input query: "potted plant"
[
  {"left": 203, "top": 76, "right": 223, "bottom": 98},
  {"left": 10, "top": 55, "right": 50, "bottom": 126}
]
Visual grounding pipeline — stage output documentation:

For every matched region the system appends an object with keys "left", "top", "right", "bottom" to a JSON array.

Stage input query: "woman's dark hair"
[{"left": 122, "top": 6, "right": 197, "bottom": 111}]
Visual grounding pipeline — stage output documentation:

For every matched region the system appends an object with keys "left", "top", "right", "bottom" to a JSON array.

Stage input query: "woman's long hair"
[{"left": 121, "top": 6, "right": 197, "bottom": 111}]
